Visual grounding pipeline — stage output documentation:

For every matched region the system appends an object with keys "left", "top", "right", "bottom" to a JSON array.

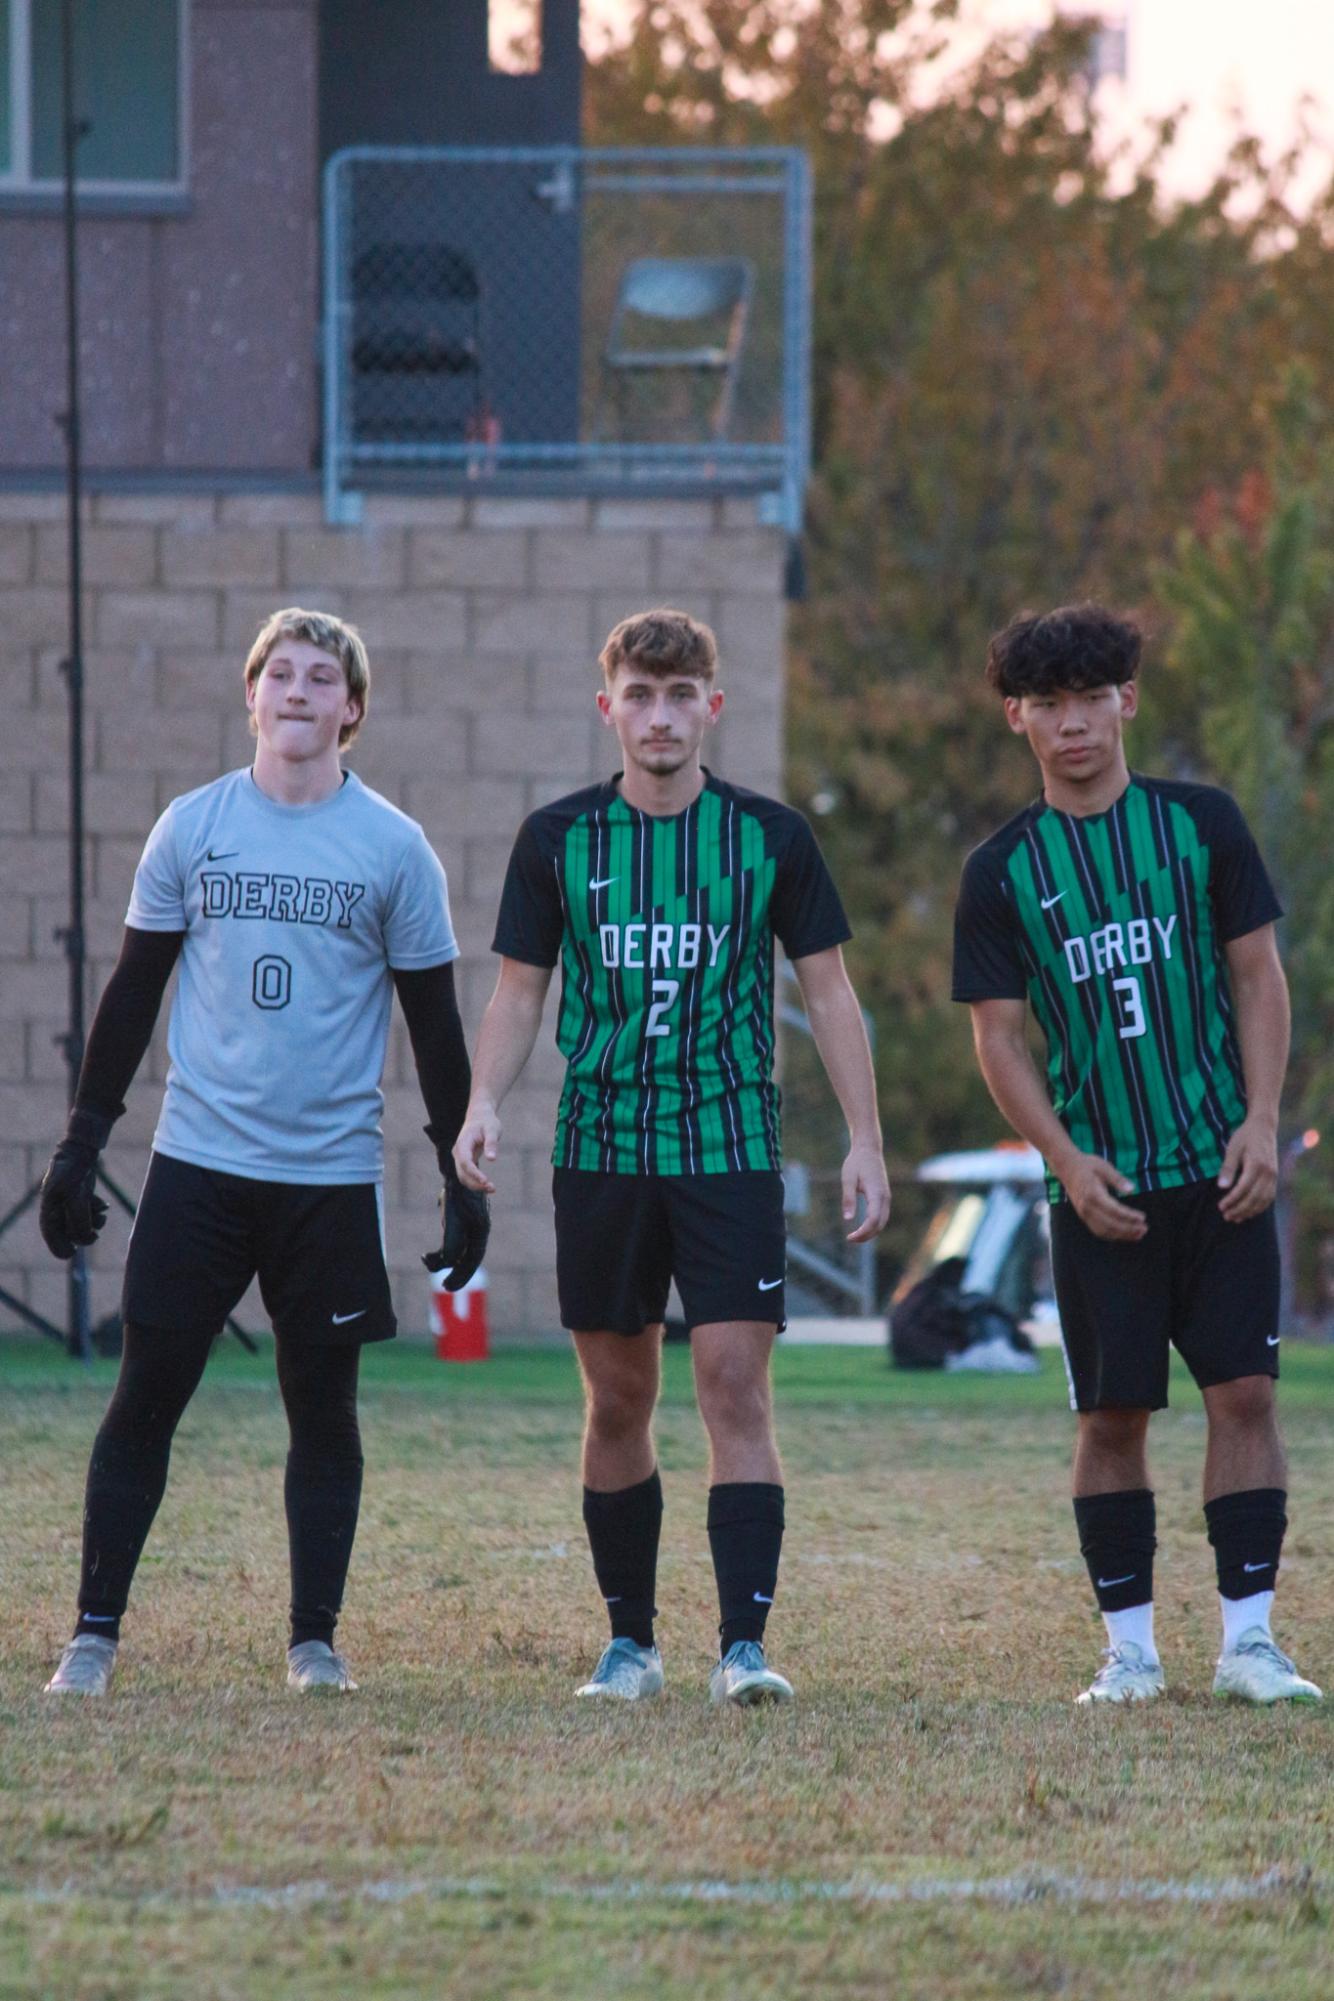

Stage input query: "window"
[
  {"left": 488, "top": 0, "right": 541, "bottom": 76},
  {"left": 2, "top": 0, "right": 185, "bottom": 193}
]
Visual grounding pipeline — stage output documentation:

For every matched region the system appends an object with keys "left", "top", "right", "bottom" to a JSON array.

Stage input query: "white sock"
[
  {"left": 1103, "top": 1601, "right": 1157, "bottom": 1662},
  {"left": 1220, "top": 1589, "right": 1274, "bottom": 1653}
]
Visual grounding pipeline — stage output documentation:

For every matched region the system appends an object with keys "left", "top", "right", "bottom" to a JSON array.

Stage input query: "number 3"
[
  {"left": 645, "top": 978, "right": 679, "bottom": 1038},
  {"left": 1113, "top": 974, "right": 1146, "bottom": 1040}
]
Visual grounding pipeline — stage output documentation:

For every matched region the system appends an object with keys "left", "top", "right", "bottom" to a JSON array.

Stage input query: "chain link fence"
[{"left": 322, "top": 147, "right": 810, "bottom": 527}]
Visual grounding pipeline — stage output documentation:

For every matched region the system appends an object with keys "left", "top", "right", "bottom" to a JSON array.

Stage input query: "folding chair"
[{"left": 595, "top": 256, "right": 753, "bottom": 443}]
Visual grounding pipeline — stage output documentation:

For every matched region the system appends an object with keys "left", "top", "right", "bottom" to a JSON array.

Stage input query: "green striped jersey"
[
  {"left": 952, "top": 776, "right": 1281, "bottom": 1200},
  {"left": 493, "top": 771, "right": 851, "bottom": 1175}
]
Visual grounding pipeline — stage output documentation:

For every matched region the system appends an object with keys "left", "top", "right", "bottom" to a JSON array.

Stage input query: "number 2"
[
  {"left": 645, "top": 978, "right": 679, "bottom": 1037},
  {"left": 1113, "top": 975, "right": 1145, "bottom": 1040}
]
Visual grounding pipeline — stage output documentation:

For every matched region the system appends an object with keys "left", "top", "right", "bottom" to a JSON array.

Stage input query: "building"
[{"left": 0, "top": 0, "right": 805, "bottom": 1340}]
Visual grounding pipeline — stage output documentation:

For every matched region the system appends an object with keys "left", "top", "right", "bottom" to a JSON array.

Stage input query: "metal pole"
[{"left": 58, "top": 0, "right": 91, "bottom": 1361}]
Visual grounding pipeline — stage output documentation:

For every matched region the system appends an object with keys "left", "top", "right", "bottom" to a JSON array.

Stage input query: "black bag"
[
  {"left": 889, "top": 1258, "right": 971, "bottom": 1369},
  {"left": 889, "top": 1259, "right": 1034, "bottom": 1370}
]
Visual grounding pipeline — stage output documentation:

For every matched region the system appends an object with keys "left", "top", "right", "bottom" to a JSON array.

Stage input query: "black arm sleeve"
[
  {"left": 74, "top": 926, "right": 185, "bottom": 1122},
  {"left": 392, "top": 961, "right": 472, "bottom": 1175}
]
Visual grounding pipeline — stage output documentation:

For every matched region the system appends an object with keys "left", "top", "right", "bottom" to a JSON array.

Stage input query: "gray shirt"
[{"left": 127, "top": 767, "right": 457, "bottom": 1184}]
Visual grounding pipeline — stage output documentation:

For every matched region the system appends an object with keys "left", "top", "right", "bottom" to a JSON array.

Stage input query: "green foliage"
[
  {"left": 586, "top": 5, "right": 1334, "bottom": 1284},
  {"left": 1155, "top": 372, "right": 1334, "bottom": 1243}
]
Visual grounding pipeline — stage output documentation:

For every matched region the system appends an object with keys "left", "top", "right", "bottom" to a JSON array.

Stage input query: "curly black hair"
[{"left": 986, "top": 604, "right": 1143, "bottom": 698}]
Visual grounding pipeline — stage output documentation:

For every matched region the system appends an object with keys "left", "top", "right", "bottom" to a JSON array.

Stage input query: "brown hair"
[
  {"left": 598, "top": 607, "right": 717, "bottom": 683},
  {"left": 243, "top": 607, "right": 371, "bottom": 748}
]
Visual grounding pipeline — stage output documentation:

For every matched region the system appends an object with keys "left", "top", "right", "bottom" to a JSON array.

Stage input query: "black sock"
[
  {"left": 286, "top": 1450, "right": 364, "bottom": 1648},
  {"left": 74, "top": 1320, "right": 211, "bottom": 1642},
  {"left": 75, "top": 1429, "right": 168, "bottom": 1641},
  {"left": 708, "top": 1482, "right": 784, "bottom": 1653},
  {"left": 1073, "top": 1488, "right": 1156, "bottom": 1613},
  {"left": 278, "top": 1339, "right": 363, "bottom": 1651},
  {"left": 1204, "top": 1487, "right": 1287, "bottom": 1600},
  {"left": 583, "top": 1471, "right": 663, "bottom": 1648}
]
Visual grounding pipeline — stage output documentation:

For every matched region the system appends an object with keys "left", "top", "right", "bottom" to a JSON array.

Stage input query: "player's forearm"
[
  {"left": 466, "top": 983, "right": 545, "bottom": 1114},
  {"left": 802, "top": 974, "right": 882, "bottom": 1145},
  {"left": 392, "top": 962, "right": 471, "bottom": 1166},
  {"left": 1230, "top": 958, "right": 1290, "bottom": 1129},
  {"left": 74, "top": 927, "right": 185, "bottom": 1121},
  {"left": 973, "top": 1027, "right": 1081, "bottom": 1177}
]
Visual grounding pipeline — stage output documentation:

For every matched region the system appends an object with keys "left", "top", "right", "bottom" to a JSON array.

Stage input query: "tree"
[
  {"left": 1154, "top": 373, "right": 1334, "bottom": 1264},
  {"left": 586, "top": 5, "right": 1334, "bottom": 1278}
]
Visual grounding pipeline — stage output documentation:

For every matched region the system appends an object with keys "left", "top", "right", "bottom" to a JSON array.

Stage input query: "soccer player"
[
  {"left": 953, "top": 603, "right": 1320, "bottom": 1705},
  {"left": 38, "top": 608, "right": 487, "bottom": 1697},
  {"left": 453, "top": 608, "right": 890, "bottom": 1706}
]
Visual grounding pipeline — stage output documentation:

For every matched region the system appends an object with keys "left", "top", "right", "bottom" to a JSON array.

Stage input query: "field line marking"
[{"left": 6, "top": 1866, "right": 1307, "bottom": 1913}]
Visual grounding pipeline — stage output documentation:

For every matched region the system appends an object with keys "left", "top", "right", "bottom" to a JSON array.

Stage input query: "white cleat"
[
  {"left": 575, "top": 1637, "right": 664, "bottom": 1701},
  {"left": 1213, "top": 1628, "right": 1322, "bottom": 1705},
  {"left": 709, "top": 1639, "right": 794, "bottom": 1707},
  {"left": 286, "top": 1640, "right": 358, "bottom": 1692},
  {"left": 1075, "top": 1641, "right": 1164, "bottom": 1706},
  {"left": 44, "top": 1633, "right": 118, "bottom": 1697}
]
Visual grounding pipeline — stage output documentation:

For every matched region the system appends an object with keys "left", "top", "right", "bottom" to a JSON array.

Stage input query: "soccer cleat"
[
  {"left": 1212, "top": 1628, "right": 1322, "bottom": 1704},
  {"left": 44, "top": 1633, "right": 118, "bottom": 1697},
  {"left": 709, "top": 1639, "right": 794, "bottom": 1707},
  {"left": 1075, "top": 1641, "right": 1164, "bottom": 1706},
  {"left": 575, "top": 1637, "right": 664, "bottom": 1701},
  {"left": 286, "top": 1640, "right": 358, "bottom": 1692}
]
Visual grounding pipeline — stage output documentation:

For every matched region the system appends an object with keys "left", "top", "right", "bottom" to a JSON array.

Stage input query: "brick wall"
[{"left": 0, "top": 490, "right": 787, "bottom": 1340}]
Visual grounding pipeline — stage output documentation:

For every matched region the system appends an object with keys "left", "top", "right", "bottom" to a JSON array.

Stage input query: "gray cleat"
[
  {"left": 1075, "top": 1641, "right": 1165, "bottom": 1705},
  {"left": 575, "top": 1637, "right": 664, "bottom": 1701},
  {"left": 1213, "top": 1629, "right": 1322, "bottom": 1704},
  {"left": 286, "top": 1640, "right": 358, "bottom": 1691},
  {"left": 44, "top": 1633, "right": 118, "bottom": 1696},
  {"left": 709, "top": 1639, "right": 794, "bottom": 1707}
]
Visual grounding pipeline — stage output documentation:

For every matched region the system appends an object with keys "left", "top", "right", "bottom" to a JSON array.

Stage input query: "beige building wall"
[{"left": 0, "top": 491, "right": 787, "bottom": 1341}]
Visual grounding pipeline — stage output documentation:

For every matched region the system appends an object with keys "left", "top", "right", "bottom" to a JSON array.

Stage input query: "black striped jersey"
[
  {"left": 492, "top": 771, "right": 851, "bottom": 1175},
  {"left": 951, "top": 776, "right": 1281, "bottom": 1201}
]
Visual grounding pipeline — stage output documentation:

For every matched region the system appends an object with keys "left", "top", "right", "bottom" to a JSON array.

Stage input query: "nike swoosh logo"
[
  {"left": 1096, "top": 1573, "right": 1136, "bottom": 1589},
  {"left": 757, "top": 1277, "right": 784, "bottom": 1292},
  {"left": 1041, "top": 891, "right": 1065, "bottom": 910},
  {"left": 1243, "top": 1561, "right": 1273, "bottom": 1573},
  {"left": 1267, "top": 1335, "right": 1280, "bottom": 1346},
  {"left": 206, "top": 849, "right": 238, "bottom": 863},
  {"left": 588, "top": 877, "right": 618, "bottom": 891},
  {"left": 331, "top": 1309, "right": 367, "bottom": 1326}
]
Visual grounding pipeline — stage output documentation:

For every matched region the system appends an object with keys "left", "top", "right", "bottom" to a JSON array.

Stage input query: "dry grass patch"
[{"left": 3, "top": 1339, "right": 1334, "bottom": 1997}]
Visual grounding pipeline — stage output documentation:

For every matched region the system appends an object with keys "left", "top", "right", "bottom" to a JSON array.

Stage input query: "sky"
[{"left": 570, "top": 0, "right": 1334, "bottom": 200}]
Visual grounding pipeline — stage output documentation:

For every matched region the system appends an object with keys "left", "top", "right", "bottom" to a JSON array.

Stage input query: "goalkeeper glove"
[
  {"left": 39, "top": 1106, "right": 114, "bottom": 1260},
  {"left": 421, "top": 1126, "right": 490, "bottom": 1292}
]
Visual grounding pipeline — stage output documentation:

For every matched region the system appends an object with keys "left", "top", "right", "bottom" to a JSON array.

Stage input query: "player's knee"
[
  {"left": 697, "top": 1369, "right": 771, "bottom": 1441},
  {"left": 1080, "top": 1406, "right": 1149, "bottom": 1456},
  {"left": 585, "top": 1378, "right": 655, "bottom": 1445},
  {"left": 1204, "top": 1374, "right": 1276, "bottom": 1432}
]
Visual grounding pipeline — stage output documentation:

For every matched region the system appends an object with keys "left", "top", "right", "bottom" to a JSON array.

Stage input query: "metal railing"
[{"left": 322, "top": 146, "right": 812, "bottom": 531}]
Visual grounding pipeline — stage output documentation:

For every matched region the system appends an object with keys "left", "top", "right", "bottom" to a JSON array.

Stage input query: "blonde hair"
[
  {"left": 243, "top": 607, "right": 371, "bottom": 748},
  {"left": 598, "top": 607, "right": 717, "bottom": 684}
]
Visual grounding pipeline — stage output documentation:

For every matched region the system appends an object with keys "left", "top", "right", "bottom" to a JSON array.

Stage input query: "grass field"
[{"left": 4, "top": 1335, "right": 1334, "bottom": 1999}]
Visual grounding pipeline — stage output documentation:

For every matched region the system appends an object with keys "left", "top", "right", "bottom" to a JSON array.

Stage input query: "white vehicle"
[{"left": 895, "top": 1144, "right": 1061, "bottom": 1347}]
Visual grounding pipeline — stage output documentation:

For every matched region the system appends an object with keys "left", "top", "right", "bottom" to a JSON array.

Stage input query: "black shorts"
[
  {"left": 553, "top": 1167, "right": 787, "bottom": 1336},
  {"left": 1050, "top": 1179, "right": 1280, "bottom": 1412},
  {"left": 123, "top": 1152, "right": 397, "bottom": 1346}
]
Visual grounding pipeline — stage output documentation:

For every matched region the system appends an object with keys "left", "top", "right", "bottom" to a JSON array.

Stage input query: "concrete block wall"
[{"left": 0, "top": 491, "right": 788, "bottom": 1340}]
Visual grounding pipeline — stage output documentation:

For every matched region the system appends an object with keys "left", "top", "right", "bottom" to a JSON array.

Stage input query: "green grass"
[{"left": 4, "top": 1336, "right": 1334, "bottom": 1998}]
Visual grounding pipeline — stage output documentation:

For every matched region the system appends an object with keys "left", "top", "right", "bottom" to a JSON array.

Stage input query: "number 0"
[
  {"left": 1113, "top": 974, "right": 1146, "bottom": 1040},
  {"left": 252, "top": 954, "right": 292, "bottom": 1011}
]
